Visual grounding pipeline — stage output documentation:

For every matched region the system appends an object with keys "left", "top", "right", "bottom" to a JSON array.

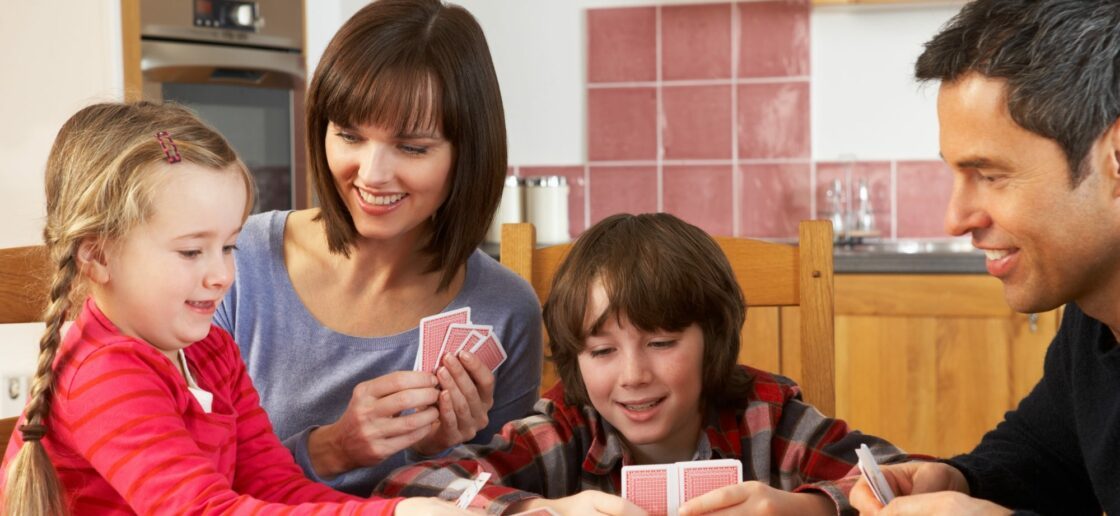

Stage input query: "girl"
[
  {"left": 214, "top": 0, "right": 542, "bottom": 495},
  {"left": 0, "top": 102, "right": 463, "bottom": 515},
  {"left": 377, "top": 213, "right": 911, "bottom": 515}
]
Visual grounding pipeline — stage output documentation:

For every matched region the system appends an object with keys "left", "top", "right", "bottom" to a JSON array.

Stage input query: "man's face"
[{"left": 939, "top": 72, "right": 1120, "bottom": 314}]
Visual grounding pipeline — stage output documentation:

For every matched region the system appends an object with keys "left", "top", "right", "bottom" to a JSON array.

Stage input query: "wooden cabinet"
[{"left": 740, "top": 274, "right": 1057, "bottom": 458}]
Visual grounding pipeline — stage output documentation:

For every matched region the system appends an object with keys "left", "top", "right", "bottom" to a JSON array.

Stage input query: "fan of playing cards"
[
  {"left": 413, "top": 307, "right": 508, "bottom": 374},
  {"left": 622, "top": 459, "right": 743, "bottom": 516}
]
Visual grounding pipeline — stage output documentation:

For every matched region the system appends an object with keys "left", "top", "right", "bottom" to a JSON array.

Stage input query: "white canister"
[
  {"left": 484, "top": 176, "right": 525, "bottom": 244},
  {"left": 525, "top": 175, "right": 570, "bottom": 244}
]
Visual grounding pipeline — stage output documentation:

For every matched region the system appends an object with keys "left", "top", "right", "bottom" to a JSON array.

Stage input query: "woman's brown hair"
[
  {"left": 2, "top": 101, "right": 251, "bottom": 516},
  {"left": 306, "top": 0, "right": 507, "bottom": 290},
  {"left": 543, "top": 213, "right": 752, "bottom": 407}
]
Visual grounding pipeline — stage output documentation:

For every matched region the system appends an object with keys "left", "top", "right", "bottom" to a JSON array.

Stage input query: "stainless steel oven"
[{"left": 139, "top": 0, "right": 309, "bottom": 211}]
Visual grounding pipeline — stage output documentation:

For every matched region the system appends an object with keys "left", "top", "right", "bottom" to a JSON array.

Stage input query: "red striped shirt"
[{"left": 2, "top": 298, "right": 400, "bottom": 515}]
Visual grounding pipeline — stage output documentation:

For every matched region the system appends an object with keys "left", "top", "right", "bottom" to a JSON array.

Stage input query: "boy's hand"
[
  {"left": 411, "top": 351, "right": 496, "bottom": 456},
  {"left": 850, "top": 460, "right": 970, "bottom": 514},
  {"left": 509, "top": 492, "right": 648, "bottom": 515},
  {"left": 677, "top": 481, "right": 832, "bottom": 515},
  {"left": 393, "top": 496, "right": 473, "bottom": 515}
]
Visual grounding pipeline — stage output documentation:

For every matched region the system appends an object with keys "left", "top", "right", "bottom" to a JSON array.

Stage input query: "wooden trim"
[
  {"left": 121, "top": 0, "right": 142, "bottom": 101},
  {"left": 836, "top": 274, "right": 1016, "bottom": 317},
  {"left": 796, "top": 220, "right": 835, "bottom": 416},
  {"left": 0, "top": 417, "right": 17, "bottom": 452},
  {"left": 715, "top": 237, "right": 799, "bottom": 307},
  {"left": 0, "top": 246, "right": 50, "bottom": 324}
]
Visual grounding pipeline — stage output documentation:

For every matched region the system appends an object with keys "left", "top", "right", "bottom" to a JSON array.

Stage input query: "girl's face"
[
  {"left": 90, "top": 163, "right": 246, "bottom": 363},
  {"left": 576, "top": 281, "right": 705, "bottom": 464},
  {"left": 325, "top": 121, "right": 454, "bottom": 246}
]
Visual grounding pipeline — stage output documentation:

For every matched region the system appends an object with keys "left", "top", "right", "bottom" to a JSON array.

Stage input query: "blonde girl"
[{"left": 1, "top": 101, "right": 463, "bottom": 515}]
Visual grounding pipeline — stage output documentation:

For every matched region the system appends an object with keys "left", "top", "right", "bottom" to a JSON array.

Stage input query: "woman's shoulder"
[{"left": 464, "top": 250, "right": 540, "bottom": 311}]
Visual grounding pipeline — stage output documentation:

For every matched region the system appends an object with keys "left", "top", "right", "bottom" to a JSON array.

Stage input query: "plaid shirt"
[{"left": 377, "top": 365, "right": 908, "bottom": 515}]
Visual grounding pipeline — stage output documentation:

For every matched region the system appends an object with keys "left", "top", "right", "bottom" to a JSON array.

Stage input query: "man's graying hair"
[{"left": 916, "top": 0, "right": 1120, "bottom": 185}]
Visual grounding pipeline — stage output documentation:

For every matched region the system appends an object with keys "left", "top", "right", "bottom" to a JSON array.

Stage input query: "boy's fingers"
[{"left": 678, "top": 484, "right": 747, "bottom": 515}]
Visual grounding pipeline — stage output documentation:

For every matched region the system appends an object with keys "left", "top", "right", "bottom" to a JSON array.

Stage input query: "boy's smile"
[{"left": 577, "top": 281, "right": 705, "bottom": 465}]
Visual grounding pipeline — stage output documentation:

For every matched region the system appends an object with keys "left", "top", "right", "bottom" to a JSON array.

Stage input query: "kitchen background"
[{"left": 0, "top": 1, "right": 963, "bottom": 418}]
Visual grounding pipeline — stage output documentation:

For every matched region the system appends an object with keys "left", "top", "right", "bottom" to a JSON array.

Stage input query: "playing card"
[
  {"left": 437, "top": 323, "right": 493, "bottom": 368},
  {"left": 856, "top": 443, "right": 895, "bottom": 505},
  {"left": 454, "top": 471, "right": 491, "bottom": 509},
  {"left": 622, "top": 464, "right": 678, "bottom": 516},
  {"left": 468, "top": 333, "right": 508, "bottom": 372},
  {"left": 676, "top": 459, "right": 742, "bottom": 504},
  {"left": 415, "top": 307, "right": 470, "bottom": 373}
]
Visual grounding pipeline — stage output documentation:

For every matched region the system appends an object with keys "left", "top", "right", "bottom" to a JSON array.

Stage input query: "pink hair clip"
[{"left": 155, "top": 131, "right": 182, "bottom": 164}]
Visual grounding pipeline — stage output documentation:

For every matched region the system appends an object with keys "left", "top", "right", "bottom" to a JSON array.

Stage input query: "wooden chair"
[
  {"left": 500, "top": 220, "right": 837, "bottom": 416},
  {"left": 0, "top": 245, "right": 51, "bottom": 449}
]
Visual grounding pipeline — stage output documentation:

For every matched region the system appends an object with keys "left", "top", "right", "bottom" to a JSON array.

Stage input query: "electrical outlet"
[{"left": 0, "top": 373, "right": 31, "bottom": 418}]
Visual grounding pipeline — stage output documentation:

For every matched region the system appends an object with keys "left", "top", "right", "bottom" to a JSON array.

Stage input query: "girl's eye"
[
  {"left": 399, "top": 144, "right": 429, "bottom": 155},
  {"left": 178, "top": 250, "right": 202, "bottom": 259},
  {"left": 222, "top": 245, "right": 238, "bottom": 254}
]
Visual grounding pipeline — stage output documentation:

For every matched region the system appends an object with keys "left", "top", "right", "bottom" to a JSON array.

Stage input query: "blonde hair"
[{"left": 2, "top": 101, "right": 253, "bottom": 516}]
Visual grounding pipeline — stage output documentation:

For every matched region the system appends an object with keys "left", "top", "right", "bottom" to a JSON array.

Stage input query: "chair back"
[
  {"left": 0, "top": 245, "right": 51, "bottom": 449},
  {"left": 500, "top": 220, "right": 836, "bottom": 415}
]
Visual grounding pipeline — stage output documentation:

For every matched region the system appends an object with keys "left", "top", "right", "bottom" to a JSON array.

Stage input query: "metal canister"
[{"left": 524, "top": 175, "right": 570, "bottom": 244}]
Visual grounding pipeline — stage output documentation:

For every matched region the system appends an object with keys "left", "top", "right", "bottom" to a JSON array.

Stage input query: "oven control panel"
[{"left": 194, "top": 0, "right": 259, "bottom": 31}]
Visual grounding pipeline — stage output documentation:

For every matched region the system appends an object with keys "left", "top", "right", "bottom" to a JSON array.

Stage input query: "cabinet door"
[{"left": 833, "top": 275, "right": 1057, "bottom": 457}]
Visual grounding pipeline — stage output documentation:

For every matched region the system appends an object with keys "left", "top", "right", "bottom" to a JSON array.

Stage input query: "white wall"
[
  {"left": 304, "top": 0, "right": 961, "bottom": 166},
  {"left": 0, "top": 0, "right": 124, "bottom": 415}
]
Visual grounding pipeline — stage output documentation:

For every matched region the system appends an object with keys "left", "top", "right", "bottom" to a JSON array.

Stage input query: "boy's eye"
[
  {"left": 588, "top": 347, "right": 614, "bottom": 358},
  {"left": 178, "top": 250, "right": 202, "bottom": 258},
  {"left": 649, "top": 339, "right": 677, "bottom": 349}
]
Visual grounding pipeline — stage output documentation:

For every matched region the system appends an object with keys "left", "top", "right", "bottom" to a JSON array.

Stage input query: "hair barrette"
[{"left": 155, "top": 131, "right": 182, "bottom": 164}]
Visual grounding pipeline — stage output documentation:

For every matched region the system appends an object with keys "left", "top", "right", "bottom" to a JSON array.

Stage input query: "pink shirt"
[{"left": 2, "top": 298, "right": 400, "bottom": 515}]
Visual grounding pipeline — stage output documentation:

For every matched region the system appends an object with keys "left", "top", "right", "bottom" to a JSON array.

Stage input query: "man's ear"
[{"left": 77, "top": 238, "right": 110, "bottom": 284}]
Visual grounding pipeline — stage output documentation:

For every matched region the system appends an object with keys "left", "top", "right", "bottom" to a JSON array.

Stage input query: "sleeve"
[
  {"left": 945, "top": 314, "right": 1098, "bottom": 515},
  {"left": 765, "top": 383, "right": 912, "bottom": 516},
  {"left": 468, "top": 286, "right": 544, "bottom": 447},
  {"left": 377, "top": 400, "right": 584, "bottom": 515},
  {"left": 61, "top": 340, "right": 400, "bottom": 516}
]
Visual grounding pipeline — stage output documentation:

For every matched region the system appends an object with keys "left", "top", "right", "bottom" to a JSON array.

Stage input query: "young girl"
[
  {"left": 377, "top": 213, "right": 911, "bottom": 515},
  {"left": 0, "top": 102, "right": 464, "bottom": 515}
]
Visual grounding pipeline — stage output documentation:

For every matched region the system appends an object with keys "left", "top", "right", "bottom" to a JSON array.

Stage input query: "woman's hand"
[
  {"left": 508, "top": 491, "right": 648, "bottom": 516},
  {"left": 411, "top": 351, "right": 496, "bottom": 456},
  {"left": 677, "top": 481, "right": 834, "bottom": 516},
  {"left": 308, "top": 371, "right": 441, "bottom": 479}
]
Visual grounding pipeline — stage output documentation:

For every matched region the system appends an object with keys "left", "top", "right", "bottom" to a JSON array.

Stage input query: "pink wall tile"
[
  {"left": 663, "top": 165, "right": 734, "bottom": 236},
  {"left": 816, "top": 161, "right": 893, "bottom": 238},
  {"left": 738, "top": 82, "right": 810, "bottom": 159},
  {"left": 589, "top": 166, "right": 658, "bottom": 225},
  {"left": 588, "top": 87, "right": 658, "bottom": 161},
  {"left": 662, "top": 3, "right": 732, "bottom": 80},
  {"left": 896, "top": 160, "right": 953, "bottom": 238},
  {"left": 520, "top": 166, "right": 587, "bottom": 238},
  {"left": 739, "top": 163, "right": 811, "bottom": 238},
  {"left": 739, "top": 0, "right": 810, "bottom": 78},
  {"left": 588, "top": 7, "right": 657, "bottom": 83},
  {"left": 662, "top": 85, "right": 732, "bottom": 160}
]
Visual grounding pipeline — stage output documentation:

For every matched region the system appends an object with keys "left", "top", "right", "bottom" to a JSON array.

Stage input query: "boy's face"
[{"left": 577, "top": 281, "right": 705, "bottom": 463}]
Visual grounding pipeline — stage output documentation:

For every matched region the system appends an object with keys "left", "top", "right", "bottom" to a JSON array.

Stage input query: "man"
[{"left": 852, "top": 1, "right": 1120, "bottom": 515}]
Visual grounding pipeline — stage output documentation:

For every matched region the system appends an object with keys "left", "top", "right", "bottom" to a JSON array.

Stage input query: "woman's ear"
[{"left": 77, "top": 239, "right": 110, "bottom": 284}]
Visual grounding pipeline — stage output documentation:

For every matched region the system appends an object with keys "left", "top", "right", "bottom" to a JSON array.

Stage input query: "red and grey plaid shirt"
[{"left": 377, "top": 365, "right": 909, "bottom": 515}]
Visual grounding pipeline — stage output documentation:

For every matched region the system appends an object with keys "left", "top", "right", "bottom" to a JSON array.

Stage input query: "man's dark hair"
[{"left": 916, "top": 0, "right": 1120, "bottom": 185}]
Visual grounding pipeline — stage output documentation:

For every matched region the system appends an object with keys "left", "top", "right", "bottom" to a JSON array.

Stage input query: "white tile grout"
[
  {"left": 655, "top": 5, "right": 664, "bottom": 214},
  {"left": 731, "top": 1, "right": 741, "bottom": 237}
]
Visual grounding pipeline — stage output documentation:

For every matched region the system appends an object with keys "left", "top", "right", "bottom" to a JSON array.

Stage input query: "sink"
[
  {"left": 835, "top": 239, "right": 979, "bottom": 255},
  {"left": 832, "top": 238, "right": 984, "bottom": 273}
]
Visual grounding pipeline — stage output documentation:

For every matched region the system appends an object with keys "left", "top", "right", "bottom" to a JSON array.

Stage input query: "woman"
[{"left": 215, "top": 0, "right": 542, "bottom": 496}]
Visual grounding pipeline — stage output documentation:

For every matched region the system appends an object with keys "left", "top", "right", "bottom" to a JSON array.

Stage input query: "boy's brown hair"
[
  {"left": 306, "top": 0, "right": 507, "bottom": 291},
  {"left": 543, "top": 213, "right": 752, "bottom": 406}
]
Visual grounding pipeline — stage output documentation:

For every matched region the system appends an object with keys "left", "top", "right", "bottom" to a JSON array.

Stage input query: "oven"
[{"left": 139, "top": 0, "right": 309, "bottom": 211}]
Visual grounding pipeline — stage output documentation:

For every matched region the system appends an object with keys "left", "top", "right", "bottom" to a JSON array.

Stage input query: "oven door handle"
[{"left": 141, "top": 39, "right": 304, "bottom": 86}]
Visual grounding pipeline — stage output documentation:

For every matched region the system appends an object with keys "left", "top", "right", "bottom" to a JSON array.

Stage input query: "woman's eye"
[
  {"left": 399, "top": 144, "right": 429, "bottom": 155},
  {"left": 335, "top": 131, "right": 359, "bottom": 144}
]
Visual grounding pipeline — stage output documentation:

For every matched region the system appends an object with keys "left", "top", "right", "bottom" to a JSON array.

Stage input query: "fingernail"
[{"left": 459, "top": 351, "right": 474, "bottom": 363}]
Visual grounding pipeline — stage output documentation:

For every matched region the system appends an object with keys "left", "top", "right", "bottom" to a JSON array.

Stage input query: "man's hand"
[
  {"left": 411, "top": 351, "right": 496, "bottom": 456},
  {"left": 677, "top": 481, "right": 834, "bottom": 515},
  {"left": 851, "top": 460, "right": 1008, "bottom": 516},
  {"left": 860, "top": 492, "right": 1013, "bottom": 516},
  {"left": 308, "top": 371, "right": 441, "bottom": 478}
]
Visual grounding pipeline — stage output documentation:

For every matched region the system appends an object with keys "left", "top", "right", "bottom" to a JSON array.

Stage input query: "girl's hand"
[
  {"left": 411, "top": 351, "right": 496, "bottom": 456},
  {"left": 509, "top": 492, "right": 648, "bottom": 516},
  {"left": 308, "top": 371, "right": 441, "bottom": 478},
  {"left": 393, "top": 497, "right": 474, "bottom": 515},
  {"left": 677, "top": 481, "right": 834, "bottom": 516}
]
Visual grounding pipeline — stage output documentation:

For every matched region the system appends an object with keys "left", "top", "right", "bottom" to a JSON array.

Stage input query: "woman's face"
[{"left": 325, "top": 121, "right": 454, "bottom": 245}]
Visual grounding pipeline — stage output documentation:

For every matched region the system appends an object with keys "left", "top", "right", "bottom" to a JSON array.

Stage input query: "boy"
[{"left": 377, "top": 213, "right": 908, "bottom": 515}]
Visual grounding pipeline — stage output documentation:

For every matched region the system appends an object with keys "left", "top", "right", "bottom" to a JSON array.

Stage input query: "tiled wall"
[{"left": 511, "top": 1, "right": 954, "bottom": 241}]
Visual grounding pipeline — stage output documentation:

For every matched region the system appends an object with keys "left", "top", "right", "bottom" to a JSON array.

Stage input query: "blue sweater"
[
  {"left": 215, "top": 211, "right": 543, "bottom": 495},
  {"left": 948, "top": 303, "right": 1119, "bottom": 515}
]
